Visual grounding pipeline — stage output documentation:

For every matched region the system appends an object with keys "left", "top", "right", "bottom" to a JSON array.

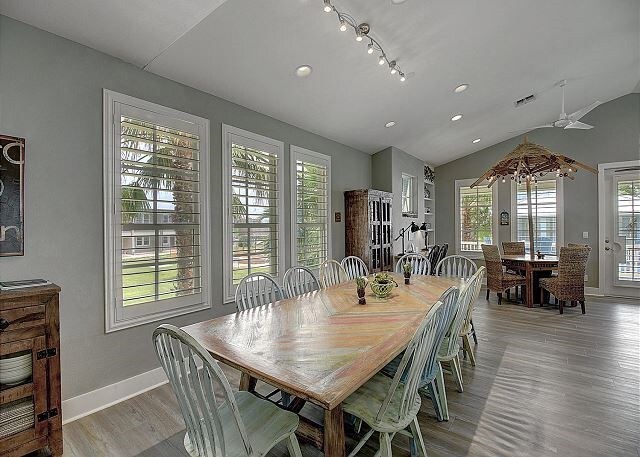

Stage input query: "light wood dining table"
[{"left": 182, "top": 273, "right": 462, "bottom": 457}]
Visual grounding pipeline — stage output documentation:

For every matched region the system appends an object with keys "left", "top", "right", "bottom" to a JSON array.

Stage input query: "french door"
[{"left": 601, "top": 164, "right": 640, "bottom": 297}]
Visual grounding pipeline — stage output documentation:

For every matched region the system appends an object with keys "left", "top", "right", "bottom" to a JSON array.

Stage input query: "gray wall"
[
  {"left": 0, "top": 16, "right": 370, "bottom": 399},
  {"left": 435, "top": 93, "right": 640, "bottom": 287},
  {"left": 372, "top": 147, "right": 425, "bottom": 254}
]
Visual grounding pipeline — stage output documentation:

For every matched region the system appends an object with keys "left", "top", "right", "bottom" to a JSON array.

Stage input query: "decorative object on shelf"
[
  {"left": 536, "top": 250, "right": 545, "bottom": 259},
  {"left": 425, "top": 207, "right": 431, "bottom": 214},
  {"left": 402, "top": 262, "right": 412, "bottom": 285},
  {"left": 471, "top": 136, "right": 597, "bottom": 256},
  {"left": 0, "top": 135, "right": 25, "bottom": 257},
  {"left": 369, "top": 273, "right": 398, "bottom": 298},
  {"left": 395, "top": 221, "right": 419, "bottom": 255},
  {"left": 424, "top": 186, "right": 431, "bottom": 198},
  {"left": 500, "top": 210, "right": 510, "bottom": 226},
  {"left": 424, "top": 165, "right": 435, "bottom": 183},
  {"left": 355, "top": 276, "right": 368, "bottom": 305},
  {"left": 321, "top": 1, "right": 408, "bottom": 82}
]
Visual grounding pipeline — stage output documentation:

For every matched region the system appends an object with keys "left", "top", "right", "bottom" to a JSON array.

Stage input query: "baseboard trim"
[
  {"left": 62, "top": 367, "right": 168, "bottom": 425},
  {"left": 585, "top": 287, "right": 603, "bottom": 296}
]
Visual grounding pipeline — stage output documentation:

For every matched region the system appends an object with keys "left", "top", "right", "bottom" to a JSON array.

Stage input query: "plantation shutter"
[
  {"left": 459, "top": 185, "right": 493, "bottom": 252},
  {"left": 230, "top": 139, "right": 281, "bottom": 284},
  {"left": 119, "top": 115, "right": 203, "bottom": 308},
  {"left": 294, "top": 151, "right": 330, "bottom": 270},
  {"left": 516, "top": 179, "right": 558, "bottom": 254}
]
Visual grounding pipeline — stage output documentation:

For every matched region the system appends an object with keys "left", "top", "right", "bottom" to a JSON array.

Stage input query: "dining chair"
[
  {"left": 458, "top": 267, "right": 486, "bottom": 367},
  {"left": 342, "top": 298, "right": 448, "bottom": 457},
  {"left": 395, "top": 253, "right": 431, "bottom": 275},
  {"left": 235, "top": 273, "right": 284, "bottom": 311},
  {"left": 435, "top": 255, "right": 480, "bottom": 345},
  {"left": 481, "top": 244, "right": 526, "bottom": 305},
  {"left": 341, "top": 256, "right": 369, "bottom": 280},
  {"left": 282, "top": 266, "right": 320, "bottom": 298},
  {"left": 435, "top": 267, "right": 485, "bottom": 418},
  {"left": 153, "top": 324, "right": 302, "bottom": 457},
  {"left": 435, "top": 255, "right": 477, "bottom": 280},
  {"left": 381, "top": 287, "right": 460, "bottom": 423},
  {"left": 432, "top": 243, "right": 448, "bottom": 275},
  {"left": 319, "top": 259, "right": 349, "bottom": 288},
  {"left": 540, "top": 246, "right": 591, "bottom": 314},
  {"left": 426, "top": 245, "right": 440, "bottom": 272},
  {"left": 501, "top": 241, "right": 525, "bottom": 300}
]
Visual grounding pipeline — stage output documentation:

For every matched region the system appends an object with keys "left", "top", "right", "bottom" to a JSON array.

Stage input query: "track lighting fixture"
[{"left": 320, "top": 1, "right": 408, "bottom": 82}]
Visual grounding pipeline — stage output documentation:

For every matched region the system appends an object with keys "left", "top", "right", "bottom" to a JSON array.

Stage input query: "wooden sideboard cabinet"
[
  {"left": 0, "top": 285, "right": 62, "bottom": 457},
  {"left": 344, "top": 189, "right": 394, "bottom": 273}
]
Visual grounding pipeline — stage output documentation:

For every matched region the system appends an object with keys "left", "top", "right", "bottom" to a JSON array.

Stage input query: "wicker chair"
[
  {"left": 502, "top": 241, "right": 525, "bottom": 300},
  {"left": 539, "top": 246, "right": 591, "bottom": 314},
  {"left": 481, "top": 244, "right": 526, "bottom": 305}
]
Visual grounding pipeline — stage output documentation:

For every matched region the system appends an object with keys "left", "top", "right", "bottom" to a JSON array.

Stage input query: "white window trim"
[
  {"left": 222, "top": 124, "right": 285, "bottom": 303},
  {"left": 103, "top": 89, "right": 211, "bottom": 333},
  {"left": 401, "top": 173, "right": 418, "bottom": 217},
  {"left": 510, "top": 177, "right": 564, "bottom": 253},
  {"left": 290, "top": 145, "right": 332, "bottom": 268},
  {"left": 454, "top": 178, "right": 499, "bottom": 259}
]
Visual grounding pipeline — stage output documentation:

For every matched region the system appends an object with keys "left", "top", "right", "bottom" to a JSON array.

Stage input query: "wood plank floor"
[{"left": 31, "top": 294, "right": 640, "bottom": 457}]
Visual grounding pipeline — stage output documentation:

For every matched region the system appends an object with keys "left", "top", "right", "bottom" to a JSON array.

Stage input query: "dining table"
[
  {"left": 501, "top": 254, "right": 559, "bottom": 307},
  {"left": 182, "top": 273, "right": 463, "bottom": 457}
]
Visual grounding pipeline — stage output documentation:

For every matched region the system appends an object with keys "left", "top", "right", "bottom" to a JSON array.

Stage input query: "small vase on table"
[
  {"left": 402, "top": 262, "right": 412, "bottom": 285},
  {"left": 356, "top": 276, "right": 368, "bottom": 305}
]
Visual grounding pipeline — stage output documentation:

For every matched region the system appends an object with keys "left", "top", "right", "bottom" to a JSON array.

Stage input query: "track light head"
[{"left": 323, "top": 0, "right": 332, "bottom": 12}]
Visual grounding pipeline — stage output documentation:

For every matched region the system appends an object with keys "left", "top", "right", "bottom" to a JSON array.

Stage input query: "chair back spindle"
[
  {"left": 395, "top": 253, "right": 431, "bottom": 275},
  {"left": 235, "top": 273, "right": 283, "bottom": 311},
  {"left": 319, "top": 260, "right": 349, "bottom": 288},
  {"left": 435, "top": 255, "right": 477, "bottom": 280},
  {"left": 341, "top": 256, "right": 369, "bottom": 280},
  {"left": 282, "top": 266, "right": 320, "bottom": 298}
]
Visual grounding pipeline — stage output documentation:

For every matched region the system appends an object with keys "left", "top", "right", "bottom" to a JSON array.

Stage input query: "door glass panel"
[{"left": 616, "top": 179, "right": 640, "bottom": 282}]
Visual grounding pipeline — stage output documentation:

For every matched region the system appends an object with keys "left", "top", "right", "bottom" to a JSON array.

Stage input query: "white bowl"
[
  {"left": 0, "top": 354, "right": 31, "bottom": 367},
  {"left": 0, "top": 371, "right": 31, "bottom": 385},
  {"left": 0, "top": 359, "right": 31, "bottom": 369}
]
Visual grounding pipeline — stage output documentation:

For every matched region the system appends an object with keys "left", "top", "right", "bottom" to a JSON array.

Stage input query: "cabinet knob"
[{"left": 0, "top": 317, "right": 10, "bottom": 331}]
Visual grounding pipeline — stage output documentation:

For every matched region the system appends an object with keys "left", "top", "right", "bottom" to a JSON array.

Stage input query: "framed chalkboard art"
[{"left": 0, "top": 135, "right": 25, "bottom": 256}]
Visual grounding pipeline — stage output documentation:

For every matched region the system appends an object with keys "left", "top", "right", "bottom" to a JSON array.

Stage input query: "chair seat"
[
  {"left": 539, "top": 276, "right": 559, "bottom": 290},
  {"left": 342, "top": 372, "right": 421, "bottom": 433},
  {"left": 184, "top": 391, "right": 299, "bottom": 457},
  {"left": 437, "top": 337, "right": 460, "bottom": 360}
]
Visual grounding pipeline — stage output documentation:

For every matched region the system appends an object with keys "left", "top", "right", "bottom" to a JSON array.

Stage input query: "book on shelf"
[{"left": 0, "top": 279, "right": 51, "bottom": 291}]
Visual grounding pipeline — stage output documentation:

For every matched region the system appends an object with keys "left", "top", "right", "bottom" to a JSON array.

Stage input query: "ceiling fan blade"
[
  {"left": 564, "top": 121, "right": 593, "bottom": 130},
  {"left": 568, "top": 101, "right": 601, "bottom": 121}
]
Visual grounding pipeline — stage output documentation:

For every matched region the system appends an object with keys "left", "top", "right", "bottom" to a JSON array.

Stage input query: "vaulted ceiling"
[{"left": 1, "top": 0, "right": 638, "bottom": 164}]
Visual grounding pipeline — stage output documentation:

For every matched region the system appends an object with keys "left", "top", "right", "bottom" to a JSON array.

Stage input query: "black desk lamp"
[
  {"left": 419, "top": 222, "right": 429, "bottom": 252},
  {"left": 395, "top": 221, "right": 420, "bottom": 255}
]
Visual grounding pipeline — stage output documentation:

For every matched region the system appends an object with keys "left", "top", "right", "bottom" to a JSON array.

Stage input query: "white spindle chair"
[
  {"left": 152, "top": 325, "right": 302, "bottom": 457},
  {"left": 341, "top": 256, "right": 369, "bottom": 280},
  {"left": 435, "top": 267, "right": 485, "bottom": 418},
  {"left": 282, "top": 266, "right": 320, "bottom": 298},
  {"left": 319, "top": 260, "right": 349, "bottom": 288},
  {"left": 395, "top": 253, "right": 431, "bottom": 275},
  {"left": 235, "top": 273, "right": 283, "bottom": 311},
  {"left": 435, "top": 255, "right": 477, "bottom": 280},
  {"left": 342, "top": 299, "right": 447, "bottom": 457}
]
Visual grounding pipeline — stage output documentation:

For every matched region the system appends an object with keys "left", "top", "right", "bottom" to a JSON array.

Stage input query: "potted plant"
[
  {"left": 356, "top": 276, "right": 368, "bottom": 305},
  {"left": 369, "top": 273, "right": 398, "bottom": 299},
  {"left": 402, "top": 262, "right": 412, "bottom": 284}
]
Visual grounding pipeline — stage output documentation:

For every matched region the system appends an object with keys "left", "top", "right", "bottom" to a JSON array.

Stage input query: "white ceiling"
[{"left": 1, "top": 0, "right": 638, "bottom": 165}]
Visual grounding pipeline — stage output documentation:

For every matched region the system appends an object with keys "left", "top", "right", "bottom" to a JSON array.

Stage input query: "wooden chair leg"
[
  {"left": 435, "top": 363, "right": 449, "bottom": 421},
  {"left": 471, "top": 320, "right": 478, "bottom": 344},
  {"left": 422, "top": 381, "right": 444, "bottom": 421},
  {"left": 287, "top": 435, "right": 303, "bottom": 457},
  {"left": 379, "top": 432, "right": 393, "bottom": 457},
  {"left": 580, "top": 300, "right": 586, "bottom": 314},
  {"left": 540, "top": 287, "right": 545, "bottom": 306},
  {"left": 463, "top": 334, "right": 476, "bottom": 366},
  {"left": 409, "top": 417, "right": 428, "bottom": 457},
  {"left": 559, "top": 300, "right": 564, "bottom": 314},
  {"left": 451, "top": 355, "right": 464, "bottom": 393},
  {"left": 506, "top": 289, "right": 511, "bottom": 300},
  {"left": 497, "top": 292, "right": 502, "bottom": 305},
  {"left": 486, "top": 288, "right": 490, "bottom": 300}
]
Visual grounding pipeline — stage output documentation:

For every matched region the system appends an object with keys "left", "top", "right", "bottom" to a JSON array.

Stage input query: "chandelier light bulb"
[
  {"left": 400, "top": 74, "right": 406, "bottom": 82},
  {"left": 390, "top": 67, "right": 397, "bottom": 75},
  {"left": 367, "top": 43, "right": 374, "bottom": 54},
  {"left": 378, "top": 56, "right": 385, "bottom": 65},
  {"left": 324, "top": 0, "right": 332, "bottom": 13},
  {"left": 355, "top": 31, "right": 363, "bottom": 41},
  {"left": 339, "top": 20, "right": 347, "bottom": 32}
]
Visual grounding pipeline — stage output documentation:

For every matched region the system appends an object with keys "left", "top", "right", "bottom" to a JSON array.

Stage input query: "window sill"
[{"left": 106, "top": 301, "right": 211, "bottom": 333}]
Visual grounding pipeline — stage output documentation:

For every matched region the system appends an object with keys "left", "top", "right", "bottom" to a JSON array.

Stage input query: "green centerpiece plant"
[{"left": 369, "top": 272, "right": 398, "bottom": 299}]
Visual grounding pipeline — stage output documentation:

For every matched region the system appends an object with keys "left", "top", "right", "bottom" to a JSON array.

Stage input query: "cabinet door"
[{"left": 0, "top": 336, "right": 49, "bottom": 450}]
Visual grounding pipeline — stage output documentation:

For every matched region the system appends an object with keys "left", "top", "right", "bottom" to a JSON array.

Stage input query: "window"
[
  {"left": 222, "top": 125, "right": 284, "bottom": 302},
  {"left": 512, "top": 178, "right": 564, "bottom": 254},
  {"left": 291, "top": 146, "right": 331, "bottom": 270},
  {"left": 401, "top": 174, "right": 417, "bottom": 217},
  {"left": 455, "top": 179, "right": 498, "bottom": 256},
  {"left": 103, "top": 90, "right": 210, "bottom": 332}
]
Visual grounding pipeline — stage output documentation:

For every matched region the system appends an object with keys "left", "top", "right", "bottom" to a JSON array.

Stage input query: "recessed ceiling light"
[
  {"left": 385, "top": 121, "right": 396, "bottom": 128},
  {"left": 472, "top": 138, "right": 481, "bottom": 144},
  {"left": 451, "top": 114, "right": 463, "bottom": 121},
  {"left": 454, "top": 84, "right": 469, "bottom": 93},
  {"left": 391, "top": 0, "right": 408, "bottom": 3},
  {"left": 295, "top": 65, "right": 313, "bottom": 78}
]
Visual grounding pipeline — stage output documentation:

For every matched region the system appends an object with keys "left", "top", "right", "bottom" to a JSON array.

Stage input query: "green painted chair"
[
  {"left": 153, "top": 324, "right": 302, "bottom": 457},
  {"left": 434, "top": 267, "right": 485, "bottom": 420},
  {"left": 342, "top": 294, "right": 454, "bottom": 457}
]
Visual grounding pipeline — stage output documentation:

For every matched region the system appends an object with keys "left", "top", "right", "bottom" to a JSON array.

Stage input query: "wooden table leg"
[
  {"left": 525, "top": 264, "right": 534, "bottom": 308},
  {"left": 324, "top": 404, "right": 346, "bottom": 457},
  {"left": 239, "top": 372, "right": 257, "bottom": 393}
]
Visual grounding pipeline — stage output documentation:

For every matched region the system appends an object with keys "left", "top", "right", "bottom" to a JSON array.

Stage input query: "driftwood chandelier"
[
  {"left": 322, "top": 0, "right": 408, "bottom": 82},
  {"left": 471, "top": 136, "right": 597, "bottom": 256}
]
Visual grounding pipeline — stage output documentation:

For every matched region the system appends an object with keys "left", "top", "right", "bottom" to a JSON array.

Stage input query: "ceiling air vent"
[{"left": 514, "top": 94, "right": 536, "bottom": 107}]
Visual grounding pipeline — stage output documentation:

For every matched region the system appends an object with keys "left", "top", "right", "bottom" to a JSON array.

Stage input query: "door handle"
[{"left": 604, "top": 247, "right": 611, "bottom": 251}]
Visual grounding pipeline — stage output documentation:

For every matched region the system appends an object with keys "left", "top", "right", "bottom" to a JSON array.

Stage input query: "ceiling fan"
[{"left": 528, "top": 80, "right": 601, "bottom": 130}]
